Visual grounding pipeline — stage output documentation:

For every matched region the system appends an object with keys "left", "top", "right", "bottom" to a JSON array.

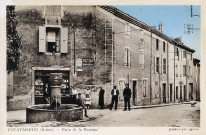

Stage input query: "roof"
[{"left": 99, "top": 6, "right": 195, "bottom": 53}]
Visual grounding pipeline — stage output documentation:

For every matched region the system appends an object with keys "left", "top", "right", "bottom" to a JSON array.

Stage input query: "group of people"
[
  {"left": 43, "top": 83, "right": 131, "bottom": 118},
  {"left": 110, "top": 84, "right": 131, "bottom": 111}
]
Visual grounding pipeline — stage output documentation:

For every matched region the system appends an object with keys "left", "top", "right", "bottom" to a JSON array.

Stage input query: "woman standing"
[{"left": 98, "top": 87, "right": 105, "bottom": 109}]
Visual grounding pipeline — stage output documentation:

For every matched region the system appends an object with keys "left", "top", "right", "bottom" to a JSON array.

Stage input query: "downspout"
[
  {"left": 167, "top": 42, "right": 169, "bottom": 103},
  {"left": 150, "top": 28, "right": 153, "bottom": 105},
  {"left": 174, "top": 45, "right": 176, "bottom": 103}
]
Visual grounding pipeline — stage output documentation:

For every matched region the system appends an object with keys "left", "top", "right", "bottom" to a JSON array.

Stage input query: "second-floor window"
[
  {"left": 39, "top": 26, "right": 68, "bottom": 53},
  {"left": 163, "top": 42, "right": 166, "bottom": 52},
  {"left": 125, "top": 23, "right": 130, "bottom": 38},
  {"left": 183, "top": 65, "right": 186, "bottom": 76},
  {"left": 124, "top": 47, "right": 130, "bottom": 67},
  {"left": 155, "top": 57, "right": 160, "bottom": 73},
  {"left": 183, "top": 50, "right": 186, "bottom": 58},
  {"left": 139, "top": 49, "right": 144, "bottom": 68},
  {"left": 163, "top": 58, "right": 167, "bottom": 74},
  {"left": 156, "top": 39, "right": 159, "bottom": 51}
]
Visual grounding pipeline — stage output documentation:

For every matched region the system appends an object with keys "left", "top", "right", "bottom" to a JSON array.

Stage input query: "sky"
[{"left": 114, "top": 5, "right": 201, "bottom": 60}]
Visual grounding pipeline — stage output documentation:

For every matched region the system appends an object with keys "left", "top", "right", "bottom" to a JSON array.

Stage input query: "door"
[
  {"left": 189, "top": 83, "right": 193, "bottom": 101},
  {"left": 184, "top": 85, "right": 186, "bottom": 101},
  {"left": 180, "top": 86, "right": 182, "bottom": 101},
  {"left": 132, "top": 80, "right": 137, "bottom": 105},
  {"left": 163, "top": 83, "right": 166, "bottom": 103},
  {"left": 170, "top": 84, "right": 172, "bottom": 102}
]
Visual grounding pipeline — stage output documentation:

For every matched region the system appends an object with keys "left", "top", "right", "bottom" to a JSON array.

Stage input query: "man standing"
[
  {"left": 98, "top": 86, "right": 105, "bottom": 109},
  {"left": 123, "top": 84, "right": 131, "bottom": 111},
  {"left": 110, "top": 85, "right": 119, "bottom": 111}
]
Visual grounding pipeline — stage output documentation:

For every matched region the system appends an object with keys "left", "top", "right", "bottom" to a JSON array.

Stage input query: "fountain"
[{"left": 26, "top": 73, "right": 83, "bottom": 123}]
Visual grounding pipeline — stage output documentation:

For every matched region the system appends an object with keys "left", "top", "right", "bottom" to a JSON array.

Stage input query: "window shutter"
[
  {"left": 60, "top": 27, "right": 68, "bottom": 53},
  {"left": 124, "top": 48, "right": 127, "bottom": 66},
  {"left": 7, "top": 72, "right": 13, "bottom": 97},
  {"left": 128, "top": 49, "right": 131, "bottom": 67},
  {"left": 154, "top": 56, "right": 156, "bottom": 73},
  {"left": 139, "top": 49, "right": 144, "bottom": 68},
  {"left": 39, "top": 26, "right": 46, "bottom": 52}
]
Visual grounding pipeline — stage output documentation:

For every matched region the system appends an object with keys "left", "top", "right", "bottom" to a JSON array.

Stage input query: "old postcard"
[{"left": 1, "top": 0, "right": 206, "bottom": 135}]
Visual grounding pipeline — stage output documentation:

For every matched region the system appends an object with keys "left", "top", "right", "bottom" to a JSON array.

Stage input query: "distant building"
[{"left": 7, "top": 5, "right": 200, "bottom": 110}]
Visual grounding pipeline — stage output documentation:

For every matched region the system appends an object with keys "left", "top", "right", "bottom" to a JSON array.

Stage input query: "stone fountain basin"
[{"left": 26, "top": 104, "right": 83, "bottom": 123}]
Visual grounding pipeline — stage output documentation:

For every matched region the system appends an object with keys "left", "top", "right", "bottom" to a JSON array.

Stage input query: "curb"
[{"left": 118, "top": 102, "right": 197, "bottom": 109}]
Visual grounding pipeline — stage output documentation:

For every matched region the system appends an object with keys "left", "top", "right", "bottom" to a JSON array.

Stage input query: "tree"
[{"left": 7, "top": 6, "right": 22, "bottom": 74}]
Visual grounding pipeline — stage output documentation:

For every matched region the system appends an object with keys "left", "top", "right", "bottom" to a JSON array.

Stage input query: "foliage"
[{"left": 7, "top": 6, "right": 22, "bottom": 74}]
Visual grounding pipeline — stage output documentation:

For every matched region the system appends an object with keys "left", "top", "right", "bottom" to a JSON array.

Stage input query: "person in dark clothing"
[
  {"left": 123, "top": 84, "right": 132, "bottom": 111},
  {"left": 76, "top": 93, "right": 88, "bottom": 118},
  {"left": 110, "top": 86, "right": 119, "bottom": 111},
  {"left": 43, "top": 83, "right": 50, "bottom": 104},
  {"left": 98, "top": 87, "right": 105, "bottom": 109}
]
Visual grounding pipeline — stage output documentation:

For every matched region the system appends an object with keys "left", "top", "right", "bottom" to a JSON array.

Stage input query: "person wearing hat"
[
  {"left": 76, "top": 93, "right": 88, "bottom": 118},
  {"left": 110, "top": 85, "right": 119, "bottom": 111},
  {"left": 123, "top": 83, "right": 132, "bottom": 111}
]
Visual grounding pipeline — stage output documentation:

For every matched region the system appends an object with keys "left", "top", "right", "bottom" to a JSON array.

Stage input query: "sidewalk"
[{"left": 118, "top": 101, "right": 196, "bottom": 109}]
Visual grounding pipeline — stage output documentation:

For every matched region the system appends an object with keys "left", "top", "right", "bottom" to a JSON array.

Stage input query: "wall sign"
[{"left": 82, "top": 58, "right": 94, "bottom": 67}]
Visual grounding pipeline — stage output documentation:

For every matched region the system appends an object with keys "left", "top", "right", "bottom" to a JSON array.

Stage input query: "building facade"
[{"left": 7, "top": 6, "right": 200, "bottom": 110}]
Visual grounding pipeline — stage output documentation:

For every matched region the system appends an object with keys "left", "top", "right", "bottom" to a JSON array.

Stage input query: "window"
[
  {"left": 39, "top": 26, "right": 68, "bottom": 53},
  {"left": 124, "top": 47, "right": 130, "bottom": 67},
  {"left": 191, "top": 54, "right": 192, "bottom": 60},
  {"left": 45, "top": 6, "right": 61, "bottom": 25},
  {"left": 176, "top": 86, "right": 178, "bottom": 99},
  {"left": 155, "top": 57, "right": 160, "bottom": 73},
  {"left": 176, "top": 47, "right": 179, "bottom": 60},
  {"left": 163, "top": 58, "right": 167, "bottom": 74},
  {"left": 143, "top": 79, "right": 148, "bottom": 97},
  {"left": 139, "top": 49, "right": 144, "bottom": 68},
  {"left": 140, "top": 29, "right": 144, "bottom": 42},
  {"left": 183, "top": 50, "right": 186, "bottom": 58},
  {"left": 163, "top": 42, "right": 166, "bottom": 52},
  {"left": 176, "top": 65, "right": 178, "bottom": 78},
  {"left": 156, "top": 39, "right": 159, "bottom": 51},
  {"left": 125, "top": 23, "right": 130, "bottom": 38},
  {"left": 183, "top": 65, "right": 186, "bottom": 76}
]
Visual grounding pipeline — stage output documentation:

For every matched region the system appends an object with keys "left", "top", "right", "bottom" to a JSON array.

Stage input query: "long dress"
[{"left": 98, "top": 89, "right": 105, "bottom": 108}]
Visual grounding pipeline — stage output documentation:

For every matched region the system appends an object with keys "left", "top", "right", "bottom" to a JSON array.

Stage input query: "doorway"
[
  {"left": 170, "top": 84, "right": 172, "bottom": 102},
  {"left": 184, "top": 85, "right": 186, "bottom": 101},
  {"left": 132, "top": 80, "right": 137, "bottom": 105},
  {"left": 180, "top": 86, "right": 182, "bottom": 101},
  {"left": 162, "top": 83, "right": 166, "bottom": 103},
  {"left": 189, "top": 83, "right": 193, "bottom": 100}
]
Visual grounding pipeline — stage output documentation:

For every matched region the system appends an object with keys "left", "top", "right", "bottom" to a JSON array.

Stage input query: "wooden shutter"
[
  {"left": 139, "top": 49, "right": 144, "bottom": 68},
  {"left": 53, "top": 6, "right": 61, "bottom": 16},
  {"left": 7, "top": 72, "right": 13, "bottom": 97},
  {"left": 154, "top": 56, "right": 156, "bottom": 73},
  {"left": 60, "top": 27, "right": 68, "bottom": 53},
  {"left": 39, "top": 26, "right": 46, "bottom": 52},
  {"left": 45, "top": 6, "right": 53, "bottom": 16},
  {"left": 128, "top": 48, "right": 131, "bottom": 67}
]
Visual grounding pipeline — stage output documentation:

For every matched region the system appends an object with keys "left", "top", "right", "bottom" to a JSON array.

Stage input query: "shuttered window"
[
  {"left": 124, "top": 47, "right": 130, "bottom": 67},
  {"left": 143, "top": 79, "right": 148, "bottom": 97},
  {"left": 139, "top": 49, "right": 144, "bottom": 68},
  {"left": 39, "top": 26, "right": 68, "bottom": 53},
  {"left": 60, "top": 27, "right": 68, "bottom": 53},
  {"left": 39, "top": 26, "right": 46, "bottom": 52},
  {"left": 163, "top": 58, "right": 167, "bottom": 74}
]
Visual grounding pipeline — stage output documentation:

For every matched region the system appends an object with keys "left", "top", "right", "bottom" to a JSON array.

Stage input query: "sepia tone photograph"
[{"left": 6, "top": 5, "right": 201, "bottom": 128}]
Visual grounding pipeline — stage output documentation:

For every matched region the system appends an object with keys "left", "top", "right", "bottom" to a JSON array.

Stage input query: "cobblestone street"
[{"left": 7, "top": 102, "right": 200, "bottom": 127}]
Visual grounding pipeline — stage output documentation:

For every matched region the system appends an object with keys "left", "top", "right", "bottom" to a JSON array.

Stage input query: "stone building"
[{"left": 7, "top": 5, "right": 200, "bottom": 110}]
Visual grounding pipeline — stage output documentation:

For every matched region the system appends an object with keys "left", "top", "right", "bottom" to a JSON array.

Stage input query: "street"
[{"left": 7, "top": 102, "right": 200, "bottom": 127}]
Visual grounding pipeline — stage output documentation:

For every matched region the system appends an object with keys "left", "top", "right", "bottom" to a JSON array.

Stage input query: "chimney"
[
  {"left": 159, "top": 22, "right": 163, "bottom": 33},
  {"left": 174, "top": 36, "right": 182, "bottom": 44}
]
